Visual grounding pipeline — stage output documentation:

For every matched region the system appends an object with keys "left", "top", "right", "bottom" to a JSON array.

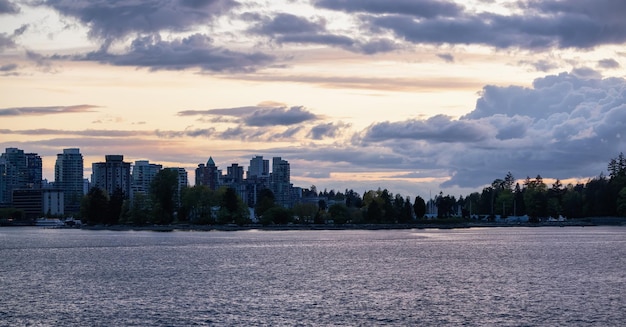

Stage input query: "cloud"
[
  {"left": 79, "top": 33, "right": 275, "bottom": 72},
  {"left": 318, "top": 0, "right": 626, "bottom": 50},
  {"left": 178, "top": 103, "right": 320, "bottom": 126},
  {"left": 361, "top": 115, "right": 490, "bottom": 143},
  {"left": 0, "top": 24, "right": 27, "bottom": 52},
  {"left": 0, "top": 128, "right": 152, "bottom": 137},
  {"left": 353, "top": 71, "right": 626, "bottom": 188},
  {"left": 598, "top": 58, "right": 620, "bottom": 69},
  {"left": 247, "top": 12, "right": 398, "bottom": 54},
  {"left": 0, "top": 0, "right": 19, "bottom": 14},
  {"left": 437, "top": 53, "right": 454, "bottom": 63},
  {"left": 42, "top": 0, "right": 238, "bottom": 42},
  {"left": 0, "top": 63, "right": 17, "bottom": 71},
  {"left": 0, "top": 105, "right": 99, "bottom": 116},
  {"left": 307, "top": 121, "right": 351, "bottom": 140},
  {"left": 315, "top": 0, "right": 463, "bottom": 18}
]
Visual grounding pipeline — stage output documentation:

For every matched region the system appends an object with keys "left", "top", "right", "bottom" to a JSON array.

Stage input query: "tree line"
[{"left": 75, "top": 153, "right": 626, "bottom": 226}]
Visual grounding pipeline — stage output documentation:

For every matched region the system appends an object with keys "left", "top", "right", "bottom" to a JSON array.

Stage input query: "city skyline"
[{"left": 1, "top": 0, "right": 625, "bottom": 199}]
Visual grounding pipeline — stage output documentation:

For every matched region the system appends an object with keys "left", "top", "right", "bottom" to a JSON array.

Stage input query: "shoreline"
[
  {"left": 79, "top": 217, "right": 626, "bottom": 232},
  {"left": 3, "top": 217, "right": 625, "bottom": 232}
]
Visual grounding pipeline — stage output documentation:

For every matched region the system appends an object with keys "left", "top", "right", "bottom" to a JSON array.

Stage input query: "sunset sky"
[{"left": 1, "top": 0, "right": 625, "bottom": 198}]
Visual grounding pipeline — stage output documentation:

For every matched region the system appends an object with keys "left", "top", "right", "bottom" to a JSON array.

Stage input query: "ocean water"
[{"left": 0, "top": 227, "right": 624, "bottom": 326}]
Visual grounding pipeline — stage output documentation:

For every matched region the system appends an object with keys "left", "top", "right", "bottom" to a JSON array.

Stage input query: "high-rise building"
[
  {"left": 132, "top": 160, "right": 162, "bottom": 196},
  {"left": 91, "top": 155, "right": 131, "bottom": 197},
  {"left": 271, "top": 157, "right": 291, "bottom": 208},
  {"left": 55, "top": 148, "right": 83, "bottom": 214},
  {"left": 245, "top": 156, "right": 270, "bottom": 207},
  {"left": 0, "top": 148, "right": 27, "bottom": 205},
  {"left": 25, "top": 153, "right": 42, "bottom": 189},
  {"left": 195, "top": 157, "right": 219, "bottom": 190},
  {"left": 248, "top": 156, "right": 269, "bottom": 179}
]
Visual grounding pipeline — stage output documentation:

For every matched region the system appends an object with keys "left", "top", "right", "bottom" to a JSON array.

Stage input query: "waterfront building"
[
  {"left": 25, "top": 153, "right": 42, "bottom": 189},
  {"left": 55, "top": 148, "right": 84, "bottom": 214},
  {"left": 132, "top": 160, "right": 162, "bottom": 196},
  {"left": 12, "top": 188, "right": 64, "bottom": 219},
  {"left": 91, "top": 155, "right": 131, "bottom": 198},
  {"left": 0, "top": 148, "right": 28, "bottom": 206},
  {"left": 195, "top": 157, "right": 220, "bottom": 190},
  {"left": 271, "top": 157, "right": 291, "bottom": 208}
]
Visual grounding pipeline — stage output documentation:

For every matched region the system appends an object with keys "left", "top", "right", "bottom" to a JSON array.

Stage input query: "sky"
[{"left": 1, "top": 0, "right": 625, "bottom": 199}]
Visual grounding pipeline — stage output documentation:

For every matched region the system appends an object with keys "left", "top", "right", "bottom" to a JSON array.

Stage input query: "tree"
[
  {"left": 366, "top": 200, "right": 382, "bottom": 223},
  {"left": 617, "top": 187, "right": 626, "bottom": 217},
  {"left": 81, "top": 187, "right": 109, "bottom": 225},
  {"left": 180, "top": 185, "right": 216, "bottom": 224},
  {"left": 128, "top": 192, "right": 151, "bottom": 225},
  {"left": 413, "top": 196, "right": 426, "bottom": 219},
  {"left": 523, "top": 175, "right": 548, "bottom": 222},
  {"left": 292, "top": 202, "right": 318, "bottom": 224},
  {"left": 150, "top": 169, "right": 179, "bottom": 224},
  {"left": 328, "top": 203, "right": 350, "bottom": 224},
  {"left": 255, "top": 188, "right": 276, "bottom": 218},
  {"left": 218, "top": 187, "right": 250, "bottom": 225},
  {"left": 261, "top": 206, "right": 292, "bottom": 225},
  {"left": 107, "top": 187, "right": 125, "bottom": 225}
]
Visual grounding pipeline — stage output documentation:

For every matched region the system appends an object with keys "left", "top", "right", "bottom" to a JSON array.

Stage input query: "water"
[{"left": 1, "top": 227, "right": 625, "bottom": 326}]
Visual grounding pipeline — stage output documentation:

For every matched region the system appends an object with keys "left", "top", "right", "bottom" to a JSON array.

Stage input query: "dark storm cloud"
[
  {"left": 0, "top": 0, "right": 19, "bottom": 14},
  {"left": 81, "top": 34, "right": 275, "bottom": 72},
  {"left": 316, "top": 0, "right": 626, "bottom": 50},
  {"left": 356, "top": 71, "right": 626, "bottom": 188},
  {"left": 41, "top": 0, "right": 238, "bottom": 42},
  {"left": 0, "top": 105, "right": 99, "bottom": 116},
  {"left": 178, "top": 104, "right": 320, "bottom": 126},
  {"left": 247, "top": 12, "right": 398, "bottom": 54},
  {"left": 315, "top": 0, "right": 463, "bottom": 18}
]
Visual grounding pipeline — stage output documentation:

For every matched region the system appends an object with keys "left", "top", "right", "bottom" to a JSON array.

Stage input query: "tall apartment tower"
[
  {"left": 92, "top": 155, "right": 131, "bottom": 197},
  {"left": 132, "top": 160, "right": 162, "bottom": 195},
  {"left": 271, "top": 157, "right": 291, "bottom": 208},
  {"left": 248, "top": 156, "right": 269, "bottom": 179},
  {"left": 55, "top": 148, "right": 84, "bottom": 214},
  {"left": 0, "top": 148, "right": 27, "bottom": 205},
  {"left": 195, "top": 157, "right": 219, "bottom": 190},
  {"left": 25, "top": 153, "right": 42, "bottom": 189}
]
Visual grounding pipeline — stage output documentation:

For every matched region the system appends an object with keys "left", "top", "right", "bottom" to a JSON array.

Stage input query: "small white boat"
[{"left": 35, "top": 218, "right": 65, "bottom": 227}]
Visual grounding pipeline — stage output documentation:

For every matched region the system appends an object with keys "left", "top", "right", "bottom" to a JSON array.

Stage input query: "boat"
[{"left": 35, "top": 218, "right": 65, "bottom": 227}]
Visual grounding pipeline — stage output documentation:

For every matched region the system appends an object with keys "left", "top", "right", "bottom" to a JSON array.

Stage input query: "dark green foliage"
[
  {"left": 261, "top": 206, "right": 293, "bottom": 225},
  {"left": 180, "top": 185, "right": 217, "bottom": 224},
  {"left": 81, "top": 187, "right": 110, "bottom": 224},
  {"left": 617, "top": 187, "right": 626, "bottom": 217},
  {"left": 366, "top": 200, "right": 381, "bottom": 223},
  {"left": 436, "top": 193, "right": 456, "bottom": 218},
  {"left": 150, "top": 169, "right": 179, "bottom": 224},
  {"left": 0, "top": 208, "right": 24, "bottom": 221},
  {"left": 107, "top": 188, "right": 125, "bottom": 225},
  {"left": 328, "top": 203, "right": 350, "bottom": 224},
  {"left": 413, "top": 196, "right": 426, "bottom": 219},
  {"left": 255, "top": 188, "right": 275, "bottom": 218},
  {"left": 217, "top": 187, "right": 250, "bottom": 225}
]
